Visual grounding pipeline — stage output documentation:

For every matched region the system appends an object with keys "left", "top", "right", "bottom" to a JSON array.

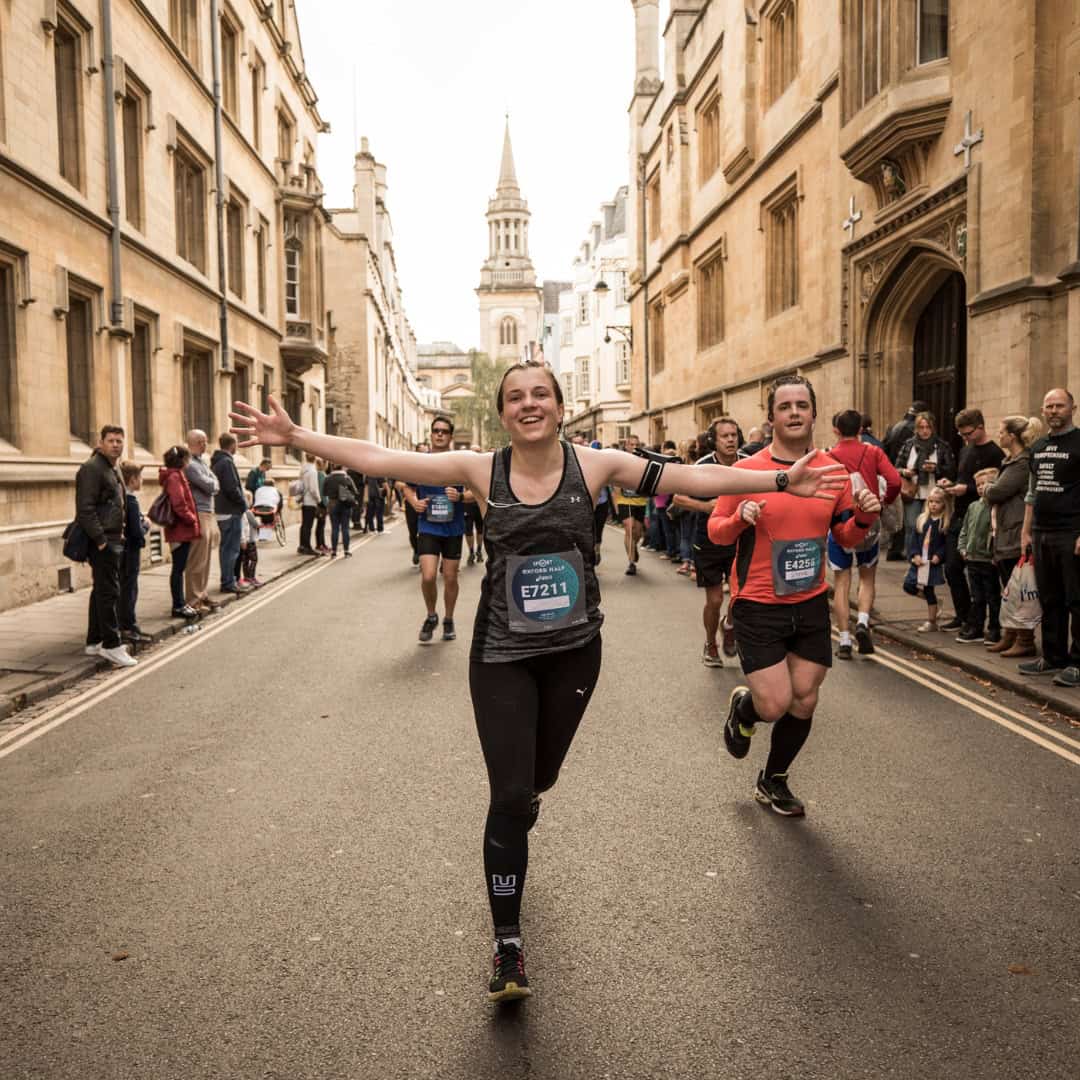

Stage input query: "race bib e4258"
[{"left": 770, "top": 538, "right": 825, "bottom": 597}]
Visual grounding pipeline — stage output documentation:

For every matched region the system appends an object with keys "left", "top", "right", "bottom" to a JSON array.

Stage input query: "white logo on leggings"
[{"left": 492, "top": 874, "right": 517, "bottom": 896}]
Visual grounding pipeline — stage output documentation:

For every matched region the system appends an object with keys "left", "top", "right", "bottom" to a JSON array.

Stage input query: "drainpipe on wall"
[
  {"left": 210, "top": 0, "right": 230, "bottom": 371},
  {"left": 638, "top": 153, "right": 650, "bottom": 418},
  {"left": 101, "top": 0, "right": 122, "bottom": 327}
]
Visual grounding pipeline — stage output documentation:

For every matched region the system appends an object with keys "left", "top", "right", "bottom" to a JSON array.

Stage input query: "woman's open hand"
[
  {"left": 785, "top": 452, "right": 847, "bottom": 501},
  {"left": 229, "top": 396, "right": 296, "bottom": 449}
]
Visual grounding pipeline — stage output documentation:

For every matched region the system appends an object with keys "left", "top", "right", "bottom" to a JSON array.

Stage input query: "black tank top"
[{"left": 470, "top": 442, "right": 603, "bottom": 663}]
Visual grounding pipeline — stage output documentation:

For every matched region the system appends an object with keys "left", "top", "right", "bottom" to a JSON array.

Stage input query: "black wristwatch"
[{"left": 774, "top": 470, "right": 789, "bottom": 492}]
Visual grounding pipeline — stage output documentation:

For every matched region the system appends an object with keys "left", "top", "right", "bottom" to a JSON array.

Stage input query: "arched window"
[{"left": 500, "top": 316, "right": 518, "bottom": 346}]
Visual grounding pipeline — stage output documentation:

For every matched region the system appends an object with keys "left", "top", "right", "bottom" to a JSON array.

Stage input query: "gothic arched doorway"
[
  {"left": 913, "top": 272, "right": 967, "bottom": 452},
  {"left": 860, "top": 247, "right": 967, "bottom": 450}
]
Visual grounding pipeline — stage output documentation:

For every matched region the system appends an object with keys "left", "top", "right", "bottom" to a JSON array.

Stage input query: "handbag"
[
  {"left": 147, "top": 490, "right": 175, "bottom": 527},
  {"left": 1000, "top": 556, "right": 1041, "bottom": 630},
  {"left": 61, "top": 520, "right": 92, "bottom": 562}
]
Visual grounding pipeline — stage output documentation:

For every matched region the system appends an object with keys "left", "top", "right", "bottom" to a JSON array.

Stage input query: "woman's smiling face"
[{"left": 498, "top": 368, "right": 564, "bottom": 443}]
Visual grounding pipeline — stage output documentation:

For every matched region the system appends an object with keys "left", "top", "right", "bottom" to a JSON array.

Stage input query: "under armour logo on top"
[
  {"left": 569, "top": 495, "right": 582, "bottom": 503},
  {"left": 492, "top": 874, "right": 517, "bottom": 897}
]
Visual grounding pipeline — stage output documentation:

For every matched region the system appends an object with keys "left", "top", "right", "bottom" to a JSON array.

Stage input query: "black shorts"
[
  {"left": 694, "top": 544, "right": 734, "bottom": 589},
  {"left": 616, "top": 504, "right": 646, "bottom": 523},
  {"left": 417, "top": 532, "right": 463, "bottom": 561},
  {"left": 463, "top": 503, "right": 484, "bottom": 536},
  {"left": 732, "top": 593, "right": 832, "bottom": 675}
]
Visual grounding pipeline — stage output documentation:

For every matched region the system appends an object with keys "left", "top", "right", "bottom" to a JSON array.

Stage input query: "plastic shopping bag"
[{"left": 1001, "top": 556, "right": 1041, "bottom": 630}]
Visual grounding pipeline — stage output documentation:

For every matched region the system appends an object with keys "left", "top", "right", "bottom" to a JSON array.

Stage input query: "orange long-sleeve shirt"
[{"left": 707, "top": 447, "right": 876, "bottom": 604}]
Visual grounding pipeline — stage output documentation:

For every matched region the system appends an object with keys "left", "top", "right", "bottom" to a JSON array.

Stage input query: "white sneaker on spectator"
[
  {"left": 100, "top": 644, "right": 137, "bottom": 668},
  {"left": 84, "top": 643, "right": 102, "bottom": 657}
]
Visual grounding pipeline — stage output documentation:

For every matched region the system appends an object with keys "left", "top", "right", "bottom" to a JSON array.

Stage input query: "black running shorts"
[
  {"left": 616, "top": 504, "right": 645, "bottom": 523},
  {"left": 694, "top": 544, "right": 734, "bottom": 590},
  {"left": 417, "top": 532, "right": 464, "bottom": 561},
  {"left": 463, "top": 503, "right": 484, "bottom": 536},
  {"left": 732, "top": 593, "right": 832, "bottom": 674}
]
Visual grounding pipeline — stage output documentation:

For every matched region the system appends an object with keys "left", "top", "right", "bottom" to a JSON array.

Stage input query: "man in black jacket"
[
  {"left": 211, "top": 433, "right": 251, "bottom": 595},
  {"left": 75, "top": 425, "right": 136, "bottom": 667}
]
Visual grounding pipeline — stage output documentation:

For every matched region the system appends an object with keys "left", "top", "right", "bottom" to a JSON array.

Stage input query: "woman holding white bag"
[{"left": 983, "top": 415, "right": 1045, "bottom": 657}]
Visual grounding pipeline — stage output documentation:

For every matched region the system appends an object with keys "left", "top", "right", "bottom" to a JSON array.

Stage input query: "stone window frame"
[
  {"left": 646, "top": 168, "right": 661, "bottom": 242},
  {"left": 695, "top": 237, "right": 726, "bottom": 350},
  {"left": 276, "top": 97, "right": 296, "bottom": 175},
  {"left": 841, "top": 2, "right": 948, "bottom": 123},
  {"left": 0, "top": 250, "right": 17, "bottom": 445},
  {"left": 53, "top": 2, "right": 93, "bottom": 192},
  {"left": 219, "top": 3, "right": 242, "bottom": 120},
  {"left": 179, "top": 330, "right": 215, "bottom": 439},
  {"left": 560, "top": 315, "right": 573, "bottom": 346},
  {"left": 764, "top": 0, "right": 799, "bottom": 104},
  {"left": 225, "top": 183, "right": 248, "bottom": 300},
  {"left": 169, "top": 0, "right": 201, "bottom": 73},
  {"left": 615, "top": 341, "right": 631, "bottom": 388},
  {"left": 696, "top": 81, "right": 722, "bottom": 186},
  {"left": 120, "top": 69, "right": 152, "bottom": 232},
  {"left": 762, "top": 174, "right": 801, "bottom": 317},
  {"left": 576, "top": 355, "right": 590, "bottom": 397},
  {"left": 915, "top": 0, "right": 949, "bottom": 66},
  {"left": 254, "top": 211, "right": 269, "bottom": 315},
  {"left": 561, "top": 371, "right": 575, "bottom": 404},
  {"left": 249, "top": 48, "right": 266, "bottom": 153},
  {"left": 499, "top": 316, "right": 518, "bottom": 346},
  {"left": 172, "top": 127, "right": 209, "bottom": 274},
  {"left": 649, "top": 296, "right": 665, "bottom": 375},
  {"left": 577, "top": 291, "right": 590, "bottom": 327},
  {"left": 283, "top": 210, "right": 305, "bottom": 319},
  {"left": 231, "top": 352, "right": 252, "bottom": 416},
  {"left": 129, "top": 307, "right": 158, "bottom": 451},
  {"left": 64, "top": 275, "right": 104, "bottom": 447}
]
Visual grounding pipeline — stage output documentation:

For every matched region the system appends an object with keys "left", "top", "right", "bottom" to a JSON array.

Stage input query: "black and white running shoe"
[
  {"left": 489, "top": 940, "right": 532, "bottom": 1003},
  {"left": 418, "top": 614, "right": 439, "bottom": 644},
  {"left": 753, "top": 771, "right": 805, "bottom": 817}
]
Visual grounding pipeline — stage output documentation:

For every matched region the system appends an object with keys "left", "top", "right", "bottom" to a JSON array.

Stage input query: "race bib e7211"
[{"left": 505, "top": 550, "right": 588, "bottom": 634}]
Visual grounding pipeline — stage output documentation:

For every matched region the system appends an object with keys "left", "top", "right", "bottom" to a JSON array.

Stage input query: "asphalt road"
[{"left": 2, "top": 524, "right": 1078, "bottom": 1080}]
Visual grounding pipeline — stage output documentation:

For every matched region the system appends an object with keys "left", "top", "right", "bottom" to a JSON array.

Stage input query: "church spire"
[{"left": 497, "top": 116, "right": 519, "bottom": 194}]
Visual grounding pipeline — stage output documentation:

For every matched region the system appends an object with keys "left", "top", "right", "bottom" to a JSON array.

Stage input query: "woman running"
[{"left": 229, "top": 360, "right": 844, "bottom": 1003}]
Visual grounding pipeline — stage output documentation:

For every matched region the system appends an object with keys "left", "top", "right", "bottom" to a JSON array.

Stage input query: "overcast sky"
[{"left": 296, "top": 1, "right": 670, "bottom": 351}]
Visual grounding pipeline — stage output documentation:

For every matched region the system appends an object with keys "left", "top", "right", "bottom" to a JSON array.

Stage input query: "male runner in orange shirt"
[{"left": 709, "top": 376, "right": 881, "bottom": 815}]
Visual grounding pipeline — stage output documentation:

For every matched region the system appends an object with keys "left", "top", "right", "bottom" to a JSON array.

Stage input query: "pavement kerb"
[{"left": 0, "top": 551, "right": 320, "bottom": 723}]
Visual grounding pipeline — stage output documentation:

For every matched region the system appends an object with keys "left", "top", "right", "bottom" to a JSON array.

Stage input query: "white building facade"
[{"left": 560, "top": 187, "right": 633, "bottom": 445}]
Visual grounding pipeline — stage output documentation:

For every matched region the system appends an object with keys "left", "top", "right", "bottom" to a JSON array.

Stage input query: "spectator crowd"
[{"left": 70, "top": 384, "right": 1080, "bottom": 691}]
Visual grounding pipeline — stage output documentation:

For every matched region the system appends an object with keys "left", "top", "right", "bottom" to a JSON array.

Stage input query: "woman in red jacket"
[{"left": 159, "top": 445, "right": 201, "bottom": 619}]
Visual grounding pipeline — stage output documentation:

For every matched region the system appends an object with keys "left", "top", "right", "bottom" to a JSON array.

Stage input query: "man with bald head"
[
  {"left": 184, "top": 428, "right": 220, "bottom": 612},
  {"left": 1019, "top": 389, "right": 1080, "bottom": 687}
]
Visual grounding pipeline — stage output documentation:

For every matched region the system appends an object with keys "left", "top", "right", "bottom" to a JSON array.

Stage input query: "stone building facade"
[
  {"left": 626, "top": 0, "right": 1080, "bottom": 449},
  {"left": 476, "top": 119, "right": 542, "bottom": 362},
  {"left": 0, "top": 0, "right": 333, "bottom": 611},
  {"left": 325, "top": 139, "right": 440, "bottom": 452},
  {"left": 560, "top": 186, "right": 633, "bottom": 445}
]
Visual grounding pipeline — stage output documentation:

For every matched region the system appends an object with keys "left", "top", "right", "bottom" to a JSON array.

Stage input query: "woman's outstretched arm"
[{"left": 230, "top": 398, "right": 490, "bottom": 490}]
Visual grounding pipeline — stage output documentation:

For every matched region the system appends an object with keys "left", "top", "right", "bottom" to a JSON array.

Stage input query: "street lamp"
[{"left": 603, "top": 325, "right": 632, "bottom": 346}]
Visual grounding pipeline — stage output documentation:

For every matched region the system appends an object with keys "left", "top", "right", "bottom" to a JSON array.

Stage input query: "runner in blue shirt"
[{"left": 403, "top": 416, "right": 468, "bottom": 643}]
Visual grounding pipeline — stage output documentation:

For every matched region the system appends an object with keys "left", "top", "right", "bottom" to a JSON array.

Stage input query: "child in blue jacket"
[
  {"left": 119, "top": 461, "right": 150, "bottom": 643},
  {"left": 903, "top": 485, "right": 950, "bottom": 632}
]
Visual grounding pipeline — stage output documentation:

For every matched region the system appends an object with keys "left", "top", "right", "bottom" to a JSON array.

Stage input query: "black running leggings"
[{"left": 469, "top": 634, "right": 602, "bottom": 934}]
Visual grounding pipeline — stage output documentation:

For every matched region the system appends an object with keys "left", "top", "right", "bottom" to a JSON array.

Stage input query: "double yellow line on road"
[{"left": 843, "top": 633, "right": 1080, "bottom": 767}]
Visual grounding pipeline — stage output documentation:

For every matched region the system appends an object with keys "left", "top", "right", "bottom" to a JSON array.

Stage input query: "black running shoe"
[
  {"left": 753, "top": 771, "right": 805, "bottom": 817},
  {"left": 625, "top": 562, "right": 637, "bottom": 576},
  {"left": 476, "top": 550, "right": 484, "bottom": 564},
  {"left": 467, "top": 551, "right": 476, "bottom": 566},
  {"left": 418, "top": 614, "right": 439, "bottom": 644},
  {"left": 855, "top": 624, "right": 875, "bottom": 654},
  {"left": 442, "top": 618, "right": 456, "bottom": 641},
  {"left": 836, "top": 641, "right": 853, "bottom": 660},
  {"left": 488, "top": 940, "right": 531, "bottom": 1003},
  {"left": 940, "top": 617, "right": 963, "bottom": 632},
  {"left": 723, "top": 687, "right": 754, "bottom": 760}
]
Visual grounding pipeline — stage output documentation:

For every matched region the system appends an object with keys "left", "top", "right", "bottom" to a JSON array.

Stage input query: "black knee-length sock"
[
  {"left": 765, "top": 713, "right": 813, "bottom": 776},
  {"left": 483, "top": 810, "right": 529, "bottom": 935}
]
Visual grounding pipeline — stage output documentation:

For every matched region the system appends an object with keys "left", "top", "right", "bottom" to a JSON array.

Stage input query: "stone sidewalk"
[
  {"left": 848, "top": 557, "right": 1080, "bottom": 718},
  {"left": 0, "top": 523, "right": 319, "bottom": 721}
]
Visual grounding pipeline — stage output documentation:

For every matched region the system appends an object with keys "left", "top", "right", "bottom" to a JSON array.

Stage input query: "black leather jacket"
[{"left": 75, "top": 450, "right": 125, "bottom": 546}]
